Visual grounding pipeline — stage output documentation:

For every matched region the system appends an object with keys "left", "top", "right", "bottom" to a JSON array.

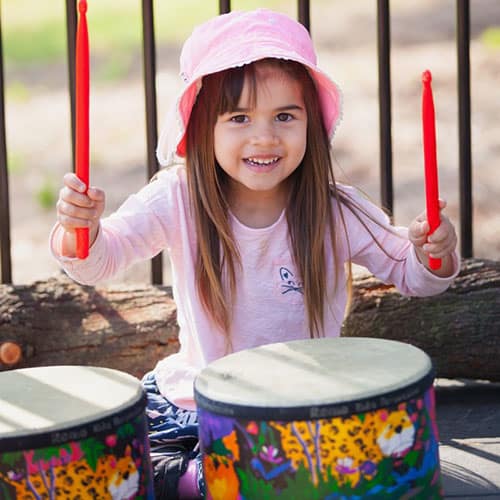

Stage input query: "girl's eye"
[
  {"left": 276, "top": 113, "right": 293, "bottom": 122},
  {"left": 230, "top": 115, "right": 248, "bottom": 124}
]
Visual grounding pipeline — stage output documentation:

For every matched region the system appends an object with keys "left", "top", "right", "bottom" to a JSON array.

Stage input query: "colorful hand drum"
[
  {"left": 195, "top": 337, "right": 443, "bottom": 499},
  {"left": 0, "top": 366, "right": 154, "bottom": 499}
]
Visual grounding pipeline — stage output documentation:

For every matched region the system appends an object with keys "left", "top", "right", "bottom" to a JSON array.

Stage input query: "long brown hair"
[{"left": 185, "top": 58, "right": 381, "bottom": 338}]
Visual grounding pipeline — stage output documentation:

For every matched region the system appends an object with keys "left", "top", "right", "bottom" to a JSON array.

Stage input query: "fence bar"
[
  {"left": 376, "top": 0, "right": 393, "bottom": 216},
  {"left": 142, "top": 0, "right": 163, "bottom": 284},
  {"left": 298, "top": 0, "right": 310, "bottom": 32},
  {"left": 142, "top": 1, "right": 159, "bottom": 183},
  {"left": 65, "top": 0, "right": 77, "bottom": 172},
  {"left": 0, "top": 13, "right": 12, "bottom": 283},
  {"left": 456, "top": 0, "right": 473, "bottom": 257},
  {"left": 219, "top": 0, "right": 231, "bottom": 14}
]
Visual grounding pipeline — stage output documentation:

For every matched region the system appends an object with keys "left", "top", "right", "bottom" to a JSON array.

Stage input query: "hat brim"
[{"left": 174, "top": 55, "right": 342, "bottom": 158}]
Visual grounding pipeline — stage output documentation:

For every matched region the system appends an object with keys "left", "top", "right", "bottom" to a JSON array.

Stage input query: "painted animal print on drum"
[
  {"left": 1, "top": 448, "right": 138, "bottom": 500},
  {"left": 270, "top": 407, "right": 416, "bottom": 487}
]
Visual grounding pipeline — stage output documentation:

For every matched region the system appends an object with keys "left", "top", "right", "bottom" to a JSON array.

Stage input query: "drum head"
[
  {"left": 0, "top": 365, "right": 145, "bottom": 449},
  {"left": 194, "top": 337, "right": 433, "bottom": 420}
]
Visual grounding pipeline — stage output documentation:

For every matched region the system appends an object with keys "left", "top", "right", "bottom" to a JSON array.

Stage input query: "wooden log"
[
  {"left": 342, "top": 258, "right": 500, "bottom": 381},
  {"left": 0, "top": 259, "right": 498, "bottom": 381},
  {"left": 0, "top": 273, "right": 179, "bottom": 379}
]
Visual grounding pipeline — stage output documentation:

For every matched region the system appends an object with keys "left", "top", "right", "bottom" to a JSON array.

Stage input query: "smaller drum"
[
  {"left": 195, "top": 338, "right": 443, "bottom": 499},
  {"left": 0, "top": 366, "right": 154, "bottom": 500}
]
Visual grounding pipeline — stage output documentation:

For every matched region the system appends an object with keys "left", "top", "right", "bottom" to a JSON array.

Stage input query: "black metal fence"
[{"left": 0, "top": 0, "right": 473, "bottom": 285}]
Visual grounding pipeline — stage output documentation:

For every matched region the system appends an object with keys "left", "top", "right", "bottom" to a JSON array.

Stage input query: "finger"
[
  {"left": 428, "top": 232, "right": 453, "bottom": 249},
  {"left": 409, "top": 220, "right": 429, "bottom": 246},
  {"left": 428, "top": 217, "right": 455, "bottom": 244},
  {"left": 420, "top": 220, "right": 430, "bottom": 236},
  {"left": 427, "top": 240, "right": 456, "bottom": 259},
  {"left": 438, "top": 198, "right": 447, "bottom": 210},
  {"left": 424, "top": 232, "right": 457, "bottom": 258},
  {"left": 427, "top": 226, "right": 446, "bottom": 244},
  {"left": 87, "top": 187, "right": 105, "bottom": 203},
  {"left": 57, "top": 212, "right": 92, "bottom": 231},
  {"left": 411, "top": 219, "right": 428, "bottom": 236},
  {"left": 63, "top": 172, "right": 87, "bottom": 193},
  {"left": 57, "top": 200, "right": 98, "bottom": 221},
  {"left": 59, "top": 186, "right": 94, "bottom": 208},
  {"left": 424, "top": 230, "right": 453, "bottom": 251},
  {"left": 419, "top": 200, "right": 447, "bottom": 230},
  {"left": 414, "top": 210, "right": 427, "bottom": 223}
]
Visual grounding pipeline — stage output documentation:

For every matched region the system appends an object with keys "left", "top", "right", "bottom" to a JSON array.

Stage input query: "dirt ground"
[{"left": 5, "top": 0, "right": 500, "bottom": 285}]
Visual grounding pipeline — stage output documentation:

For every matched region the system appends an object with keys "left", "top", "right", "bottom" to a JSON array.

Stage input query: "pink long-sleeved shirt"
[{"left": 51, "top": 165, "right": 459, "bottom": 410}]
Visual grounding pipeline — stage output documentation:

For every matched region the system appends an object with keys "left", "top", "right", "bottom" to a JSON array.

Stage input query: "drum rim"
[
  {"left": 0, "top": 391, "right": 147, "bottom": 453},
  {"left": 194, "top": 369, "right": 435, "bottom": 421}
]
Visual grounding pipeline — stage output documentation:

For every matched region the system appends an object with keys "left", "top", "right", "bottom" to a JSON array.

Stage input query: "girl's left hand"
[{"left": 408, "top": 199, "right": 457, "bottom": 275}]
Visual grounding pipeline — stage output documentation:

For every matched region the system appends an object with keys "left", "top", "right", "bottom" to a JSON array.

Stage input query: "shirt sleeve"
[
  {"left": 336, "top": 185, "right": 460, "bottom": 297},
  {"left": 49, "top": 167, "right": 186, "bottom": 285}
]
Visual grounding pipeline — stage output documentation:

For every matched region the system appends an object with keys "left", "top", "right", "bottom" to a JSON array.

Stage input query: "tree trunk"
[{"left": 1, "top": 259, "right": 498, "bottom": 381}]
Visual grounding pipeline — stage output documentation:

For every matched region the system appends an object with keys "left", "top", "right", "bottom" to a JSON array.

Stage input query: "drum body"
[
  {"left": 195, "top": 338, "right": 442, "bottom": 500},
  {"left": 0, "top": 366, "right": 154, "bottom": 500}
]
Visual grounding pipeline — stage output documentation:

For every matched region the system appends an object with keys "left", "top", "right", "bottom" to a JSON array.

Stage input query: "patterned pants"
[{"left": 142, "top": 372, "right": 205, "bottom": 499}]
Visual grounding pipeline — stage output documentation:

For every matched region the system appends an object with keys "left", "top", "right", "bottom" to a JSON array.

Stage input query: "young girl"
[{"left": 51, "top": 8, "right": 459, "bottom": 499}]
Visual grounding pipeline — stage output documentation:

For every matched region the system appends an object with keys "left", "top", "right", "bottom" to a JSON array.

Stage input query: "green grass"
[
  {"left": 3, "top": 18, "right": 66, "bottom": 64},
  {"left": 36, "top": 179, "right": 58, "bottom": 210},
  {"left": 7, "top": 152, "right": 25, "bottom": 174},
  {"left": 5, "top": 82, "right": 31, "bottom": 102},
  {"left": 93, "top": 52, "right": 134, "bottom": 82},
  {"left": 1, "top": 0, "right": 290, "bottom": 70},
  {"left": 481, "top": 26, "right": 500, "bottom": 49}
]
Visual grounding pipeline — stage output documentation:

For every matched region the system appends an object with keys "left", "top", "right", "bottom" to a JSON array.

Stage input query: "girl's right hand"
[{"left": 56, "top": 173, "right": 105, "bottom": 257}]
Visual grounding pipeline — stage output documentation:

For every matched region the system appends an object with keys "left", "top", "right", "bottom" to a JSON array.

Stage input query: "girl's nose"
[{"left": 250, "top": 122, "right": 279, "bottom": 146}]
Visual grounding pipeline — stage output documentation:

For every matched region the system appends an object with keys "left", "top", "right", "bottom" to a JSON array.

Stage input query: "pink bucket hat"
[{"left": 157, "top": 8, "right": 342, "bottom": 166}]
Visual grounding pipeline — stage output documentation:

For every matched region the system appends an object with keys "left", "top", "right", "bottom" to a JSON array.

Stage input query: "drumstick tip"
[
  {"left": 422, "top": 70, "right": 432, "bottom": 84},
  {"left": 79, "top": 0, "right": 88, "bottom": 14}
]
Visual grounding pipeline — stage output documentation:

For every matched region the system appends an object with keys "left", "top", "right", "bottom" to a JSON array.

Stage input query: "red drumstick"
[
  {"left": 421, "top": 70, "right": 441, "bottom": 270},
  {"left": 75, "top": 0, "right": 89, "bottom": 259}
]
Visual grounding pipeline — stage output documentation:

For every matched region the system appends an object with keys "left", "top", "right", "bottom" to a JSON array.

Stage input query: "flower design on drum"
[{"left": 335, "top": 457, "right": 357, "bottom": 475}]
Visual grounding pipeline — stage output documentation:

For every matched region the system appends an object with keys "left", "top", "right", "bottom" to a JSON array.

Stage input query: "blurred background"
[{"left": 2, "top": 0, "right": 499, "bottom": 285}]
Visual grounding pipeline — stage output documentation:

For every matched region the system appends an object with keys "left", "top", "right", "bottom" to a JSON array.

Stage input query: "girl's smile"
[
  {"left": 214, "top": 64, "right": 307, "bottom": 222},
  {"left": 244, "top": 155, "right": 281, "bottom": 172}
]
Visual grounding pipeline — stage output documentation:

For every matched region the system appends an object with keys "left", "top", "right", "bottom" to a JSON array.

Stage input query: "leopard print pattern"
[
  {"left": 270, "top": 408, "right": 415, "bottom": 487},
  {"left": 0, "top": 452, "right": 139, "bottom": 500}
]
